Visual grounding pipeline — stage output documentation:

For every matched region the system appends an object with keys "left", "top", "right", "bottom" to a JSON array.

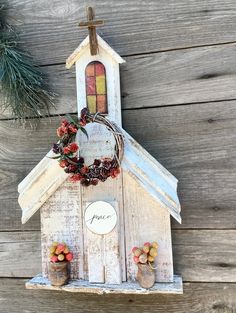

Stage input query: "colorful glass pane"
[
  {"left": 87, "top": 95, "right": 96, "bottom": 113},
  {"left": 85, "top": 61, "right": 107, "bottom": 114},
  {"left": 86, "top": 77, "right": 96, "bottom": 95},
  {"left": 97, "top": 95, "right": 106, "bottom": 112},
  {"left": 96, "top": 76, "right": 106, "bottom": 94},
  {"left": 95, "top": 62, "right": 105, "bottom": 75},
  {"left": 86, "top": 63, "right": 95, "bottom": 76}
]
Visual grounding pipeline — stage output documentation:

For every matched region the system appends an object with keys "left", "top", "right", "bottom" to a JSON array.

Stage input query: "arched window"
[{"left": 85, "top": 61, "right": 108, "bottom": 114}]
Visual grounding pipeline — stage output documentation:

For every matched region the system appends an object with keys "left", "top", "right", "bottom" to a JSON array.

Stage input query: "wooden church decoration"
[{"left": 17, "top": 8, "right": 183, "bottom": 294}]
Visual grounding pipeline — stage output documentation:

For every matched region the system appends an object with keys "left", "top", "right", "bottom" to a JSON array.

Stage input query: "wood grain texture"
[
  {"left": 0, "top": 118, "right": 58, "bottom": 231},
  {"left": 0, "top": 232, "right": 41, "bottom": 278},
  {"left": 40, "top": 179, "right": 83, "bottom": 279},
  {"left": 121, "top": 43, "right": 236, "bottom": 109},
  {"left": 87, "top": 227, "right": 105, "bottom": 283},
  {"left": 0, "top": 279, "right": 236, "bottom": 313},
  {"left": 102, "top": 202, "right": 123, "bottom": 284},
  {"left": 1, "top": 230, "right": 236, "bottom": 282},
  {"left": 81, "top": 177, "right": 125, "bottom": 283},
  {"left": 173, "top": 230, "right": 236, "bottom": 282},
  {"left": 1, "top": 100, "right": 236, "bottom": 231},
  {"left": 1, "top": 43, "right": 236, "bottom": 119},
  {"left": 6, "top": 0, "right": 236, "bottom": 65},
  {"left": 78, "top": 112, "right": 125, "bottom": 282},
  {"left": 122, "top": 102, "right": 236, "bottom": 230},
  {"left": 0, "top": 199, "right": 40, "bottom": 231},
  {"left": 123, "top": 172, "right": 174, "bottom": 282},
  {"left": 122, "top": 128, "right": 181, "bottom": 223}
]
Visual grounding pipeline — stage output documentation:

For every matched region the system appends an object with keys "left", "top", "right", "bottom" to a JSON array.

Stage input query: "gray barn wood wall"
[{"left": 0, "top": 1, "right": 236, "bottom": 312}]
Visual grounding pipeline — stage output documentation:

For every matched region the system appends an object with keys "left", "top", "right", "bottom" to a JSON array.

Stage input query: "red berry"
[
  {"left": 110, "top": 167, "right": 120, "bottom": 178},
  {"left": 59, "top": 160, "right": 69, "bottom": 168},
  {"left": 64, "top": 247, "right": 69, "bottom": 254},
  {"left": 80, "top": 166, "right": 89, "bottom": 174},
  {"left": 57, "top": 125, "right": 68, "bottom": 137},
  {"left": 61, "top": 119, "right": 69, "bottom": 127},
  {"left": 78, "top": 157, "right": 84, "bottom": 164},
  {"left": 69, "top": 143, "right": 79, "bottom": 153},
  {"left": 132, "top": 247, "right": 138, "bottom": 253},
  {"left": 70, "top": 174, "right": 82, "bottom": 182},
  {"left": 55, "top": 244, "right": 65, "bottom": 254},
  {"left": 63, "top": 146, "right": 71, "bottom": 155},
  {"left": 57, "top": 127, "right": 65, "bottom": 137},
  {"left": 133, "top": 256, "right": 139, "bottom": 263},
  {"left": 65, "top": 252, "right": 73, "bottom": 261},
  {"left": 51, "top": 255, "right": 58, "bottom": 263},
  {"left": 67, "top": 164, "right": 78, "bottom": 173},
  {"left": 68, "top": 124, "right": 78, "bottom": 133},
  {"left": 80, "top": 108, "right": 88, "bottom": 118},
  {"left": 79, "top": 118, "right": 86, "bottom": 126},
  {"left": 93, "top": 159, "right": 101, "bottom": 167},
  {"left": 91, "top": 179, "right": 98, "bottom": 186}
]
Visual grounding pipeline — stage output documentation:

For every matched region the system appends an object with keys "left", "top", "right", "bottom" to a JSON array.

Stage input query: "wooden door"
[
  {"left": 85, "top": 201, "right": 123, "bottom": 284},
  {"left": 78, "top": 123, "right": 126, "bottom": 284}
]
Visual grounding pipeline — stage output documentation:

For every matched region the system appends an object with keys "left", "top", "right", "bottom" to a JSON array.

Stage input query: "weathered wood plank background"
[{"left": 0, "top": 0, "right": 236, "bottom": 312}]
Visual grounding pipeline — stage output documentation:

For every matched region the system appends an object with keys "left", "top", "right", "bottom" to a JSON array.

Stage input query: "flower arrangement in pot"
[
  {"left": 132, "top": 241, "right": 158, "bottom": 289},
  {"left": 48, "top": 242, "right": 73, "bottom": 286}
]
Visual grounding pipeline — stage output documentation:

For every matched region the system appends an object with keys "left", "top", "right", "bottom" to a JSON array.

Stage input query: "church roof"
[
  {"left": 18, "top": 129, "right": 181, "bottom": 224},
  {"left": 66, "top": 34, "right": 125, "bottom": 69}
]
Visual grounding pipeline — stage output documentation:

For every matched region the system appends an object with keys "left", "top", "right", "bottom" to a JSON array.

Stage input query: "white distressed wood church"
[{"left": 18, "top": 11, "right": 182, "bottom": 294}]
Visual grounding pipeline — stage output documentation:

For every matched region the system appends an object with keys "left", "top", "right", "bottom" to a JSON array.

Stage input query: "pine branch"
[{"left": 0, "top": 1, "right": 55, "bottom": 122}]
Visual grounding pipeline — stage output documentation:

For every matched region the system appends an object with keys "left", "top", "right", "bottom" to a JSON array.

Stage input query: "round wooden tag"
[{"left": 85, "top": 201, "right": 117, "bottom": 235}]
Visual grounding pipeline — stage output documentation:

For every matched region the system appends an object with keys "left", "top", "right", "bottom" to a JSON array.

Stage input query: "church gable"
[
  {"left": 66, "top": 34, "right": 125, "bottom": 70},
  {"left": 18, "top": 128, "right": 181, "bottom": 224}
]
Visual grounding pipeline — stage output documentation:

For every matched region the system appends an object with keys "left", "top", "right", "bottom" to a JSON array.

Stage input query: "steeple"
[{"left": 78, "top": 7, "right": 104, "bottom": 56}]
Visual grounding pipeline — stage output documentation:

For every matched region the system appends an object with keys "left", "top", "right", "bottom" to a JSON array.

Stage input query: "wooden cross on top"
[{"left": 79, "top": 7, "right": 104, "bottom": 56}]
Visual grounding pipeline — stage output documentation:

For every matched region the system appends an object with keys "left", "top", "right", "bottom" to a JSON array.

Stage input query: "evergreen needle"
[{"left": 0, "top": 1, "right": 55, "bottom": 122}]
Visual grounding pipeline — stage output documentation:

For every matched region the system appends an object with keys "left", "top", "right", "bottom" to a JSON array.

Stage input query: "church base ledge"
[{"left": 25, "top": 274, "right": 183, "bottom": 294}]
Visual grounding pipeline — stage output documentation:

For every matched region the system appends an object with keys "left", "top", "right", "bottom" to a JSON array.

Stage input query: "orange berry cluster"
[
  {"left": 132, "top": 242, "right": 158, "bottom": 264},
  {"left": 49, "top": 242, "right": 73, "bottom": 263}
]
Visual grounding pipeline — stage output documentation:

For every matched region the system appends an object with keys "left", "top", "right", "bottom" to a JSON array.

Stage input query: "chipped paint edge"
[
  {"left": 66, "top": 34, "right": 126, "bottom": 69},
  {"left": 25, "top": 274, "right": 183, "bottom": 294}
]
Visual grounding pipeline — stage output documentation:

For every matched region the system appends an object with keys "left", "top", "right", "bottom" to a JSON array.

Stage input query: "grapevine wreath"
[{"left": 52, "top": 108, "right": 124, "bottom": 186}]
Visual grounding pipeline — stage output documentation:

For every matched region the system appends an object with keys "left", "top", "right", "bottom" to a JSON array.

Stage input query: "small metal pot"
[
  {"left": 49, "top": 261, "right": 69, "bottom": 286},
  {"left": 136, "top": 263, "right": 155, "bottom": 289}
]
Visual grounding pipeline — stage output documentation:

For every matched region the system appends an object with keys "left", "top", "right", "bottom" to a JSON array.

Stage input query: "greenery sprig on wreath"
[{"left": 52, "top": 108, "right": 124, "bottom": 187}]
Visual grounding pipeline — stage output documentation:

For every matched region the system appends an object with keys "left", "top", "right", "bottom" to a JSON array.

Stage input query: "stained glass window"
[{"left": 85, "top": 61, "right": 108, "bottom": 114}]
